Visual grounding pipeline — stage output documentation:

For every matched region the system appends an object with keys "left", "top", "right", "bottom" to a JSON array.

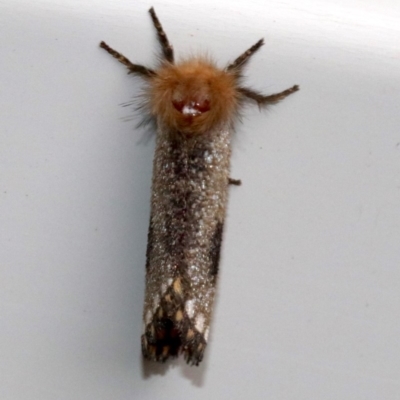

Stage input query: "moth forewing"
[
  {"left": 142, "top": 122, "right": 231, "bottom": 364},
  {"left": 100, "top": 7, "right": 299, "bottom": 366}
]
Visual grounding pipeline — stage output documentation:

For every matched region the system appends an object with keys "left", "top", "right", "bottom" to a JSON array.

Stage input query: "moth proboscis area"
[{"left": 99, "top": 7, "right": 299, "bottom": 366}]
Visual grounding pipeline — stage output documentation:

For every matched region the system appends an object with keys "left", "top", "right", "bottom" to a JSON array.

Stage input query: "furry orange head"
[{"left": 149, "top": 59, "right": 238, "bottom": 136}]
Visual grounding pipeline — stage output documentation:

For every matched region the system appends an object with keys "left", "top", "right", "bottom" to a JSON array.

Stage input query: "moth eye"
[
  {"left": 193, "top": 99, "right": 210, "bottom": 113},
  {"left": 172, "top": 99, "right": 184, "bottom": 112},
  {"left": 172, "top": 98, "right": 210, "bottom": 116}
]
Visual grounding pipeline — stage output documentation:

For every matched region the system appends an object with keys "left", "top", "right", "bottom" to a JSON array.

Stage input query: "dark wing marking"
[
  {"left": 142, "top": 284, "right": 207, "bottom": 365},
  {"left": 145, "top": 215, "right": 155, "bottom": 271},
  {"left": 209, "top": 221, "right": 224, "bottom": 278}
]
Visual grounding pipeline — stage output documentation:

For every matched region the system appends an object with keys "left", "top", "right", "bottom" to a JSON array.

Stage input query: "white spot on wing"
[
  {"left": 161, "top": 283, "right": 167, "bottom": 295},
  {"left": 204, "top": 327, "right": 210, "bottom": 342},
  {"left": 195, "top": 313, "right": 205, "bottom": 333},
  {"left": 185, "top": 299, "right": 195, "bottom": 318},
  {"left": 152, "top": 294, "right": 160, "bottom": 311},
  {"left": 145, "top": 310, "right": 152, "bottom": 325}
]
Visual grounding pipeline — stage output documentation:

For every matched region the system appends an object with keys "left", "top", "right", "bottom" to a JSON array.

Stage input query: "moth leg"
[
  {"left": 228, "top": 178, "right": 242, "bottom": 186},
  {"left": 99, "top": 41, "right": 155, "bottom": 78},
  {"left": 239, "top": 85, "right": 299, "bottom": 106},
  {"left": 226, "top": 39, "right": 264, "bottom": 72},
  {"left": 149, "top": 7, "right": 174, "bottom": 63}
]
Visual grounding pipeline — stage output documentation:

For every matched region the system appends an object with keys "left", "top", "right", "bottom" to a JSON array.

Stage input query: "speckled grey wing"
[{"left": 141, "top": 123, "right": 232, "bottom": 365}]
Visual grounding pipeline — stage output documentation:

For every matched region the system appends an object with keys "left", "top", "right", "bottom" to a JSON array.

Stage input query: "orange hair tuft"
[{"left": 149, "top": 58, "right": 238, "bottom": 136}]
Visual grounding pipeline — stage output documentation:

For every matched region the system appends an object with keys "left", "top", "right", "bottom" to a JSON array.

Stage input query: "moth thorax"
[{"left": 151, "top": 59, "right": 238, "bottom": 135}]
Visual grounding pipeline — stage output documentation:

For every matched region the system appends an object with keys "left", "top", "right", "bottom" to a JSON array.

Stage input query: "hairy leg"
[
  {"left": 99, "top": 41, "right": 155, "bottom": 77},
  {"left": 149, "top": 7, "right": 174, "bottom": 63},
  {"left": 239, "top": 85, "right": 299, "bottom": 106},
  {"left": 228, "top": 178, "right": 242, "bottom": 186},
  {"left": 227, "top": 39, "right": 264, "bottom": 73}
]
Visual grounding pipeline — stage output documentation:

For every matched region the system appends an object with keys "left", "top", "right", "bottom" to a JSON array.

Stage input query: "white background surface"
[{"left": 1, "top": 0, "right": 400, "bottom": 398}]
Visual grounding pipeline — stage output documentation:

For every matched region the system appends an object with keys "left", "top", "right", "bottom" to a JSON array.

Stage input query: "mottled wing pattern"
[{"left": 141, "top": 125, "right": 230, "bottom": 365}]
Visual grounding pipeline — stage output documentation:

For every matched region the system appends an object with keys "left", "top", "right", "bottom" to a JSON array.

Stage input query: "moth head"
[{"left": 150, "top": 59, "right": 238, "bottom": 135}]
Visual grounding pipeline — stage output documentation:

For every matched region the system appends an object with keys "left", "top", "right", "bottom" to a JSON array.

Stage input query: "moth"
[{"left": 100, "top": 7, "right": 298, "bottom": 365}]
